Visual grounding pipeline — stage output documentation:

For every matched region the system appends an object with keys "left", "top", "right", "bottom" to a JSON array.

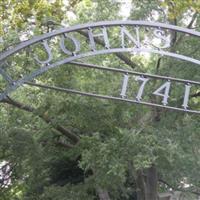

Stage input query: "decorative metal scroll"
[{"left": 1, "top": 20, "right": 200, "bottom": 113}]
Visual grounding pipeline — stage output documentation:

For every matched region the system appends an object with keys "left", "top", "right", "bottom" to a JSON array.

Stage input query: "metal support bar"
[
  {"left": 24, "top": 81, "right": 200, "bottom": 114},
  {"left": 70, "top": 61, "right": 200, "bottom": 86}
]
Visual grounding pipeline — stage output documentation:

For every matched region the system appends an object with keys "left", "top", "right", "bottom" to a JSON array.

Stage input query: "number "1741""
[{"left": 120, "top": 74, "right": 191, "bottom": 110}]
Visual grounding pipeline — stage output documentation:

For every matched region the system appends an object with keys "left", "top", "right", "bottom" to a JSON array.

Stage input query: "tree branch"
[
  {"left": 190, "top": 91, "right": 200, "bottom": 99},
  {"left": 55, "top": 140, "right": 75, "bottom": 149},
  {"left": 172, "top": 12, "right": 198, "bottom": 48},
  {"left": 156, "top": 57, "right": 162, "bottom": 73},
  {"left": 77, "top": 30, "right": 139, "bottom": 69},
  {"left": 187, "top": 12, "right": 198, "bottom": 29},
  {"left": 170, "top": 18, "right": 177, "bottom": 48},
  {"left": 159, "top": 179, "right": 200, "bottom": 196},
  {"left": 0, "top": 96, "right": 79, "bottom": 145}
]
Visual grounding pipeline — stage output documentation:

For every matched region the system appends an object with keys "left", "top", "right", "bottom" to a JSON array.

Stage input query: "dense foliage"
[{"left": 0, "top": 0, "right": 200, "bottom": 199}]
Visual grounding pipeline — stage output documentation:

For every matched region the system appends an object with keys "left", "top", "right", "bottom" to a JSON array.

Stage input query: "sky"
[{"left": 118, "top": 0, "right": 132, "bottom": 19}]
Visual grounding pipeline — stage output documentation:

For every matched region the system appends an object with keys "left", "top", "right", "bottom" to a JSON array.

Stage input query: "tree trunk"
[
  {"left": 136, "top": 169, "right": 146, "bottom": 200},
  {"left": 97, "top": 188, "right": 111, "bottom": 200},
  {"left": 145, "top": 165, "right": 158, "bottom": 200},
  {"left": 136, "top": 165, "right": 158, "bottom": 200}
]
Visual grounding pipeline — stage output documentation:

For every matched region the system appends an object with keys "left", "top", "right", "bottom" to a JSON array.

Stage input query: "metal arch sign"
[{"left": 1, "top": 20, "right": 200, "bottom": 114}]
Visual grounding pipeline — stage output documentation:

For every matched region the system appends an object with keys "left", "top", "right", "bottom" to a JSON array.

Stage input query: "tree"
[{"left": 0, "top": 0, "right": 200, "bottom": 200}]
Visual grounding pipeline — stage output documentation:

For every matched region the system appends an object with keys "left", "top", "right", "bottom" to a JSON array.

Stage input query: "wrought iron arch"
[{"left": 1, "top": 20, "right": 200, "bottom": 113}]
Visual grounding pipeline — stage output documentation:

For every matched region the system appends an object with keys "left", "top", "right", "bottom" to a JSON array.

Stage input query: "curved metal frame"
[
  {"left": 1, "top": 20, "right": 200, "bottom": 61},
  {"left": 1, "top": 20, "right": 200, "bottom": 113}
]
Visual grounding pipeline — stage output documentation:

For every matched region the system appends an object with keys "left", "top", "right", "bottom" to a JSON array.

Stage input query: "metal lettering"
[
  {"left": 120, "top": 74, "right": 129, "bottom": 98},
  {"left": 182, "top": 84, "right": 191, "bottom": 109},
  {"left": 153, "top": 29, "right": 170, "bottom": 49},
  {"left": 153, "top": 81, "right": 171, "bottom": 105},
  {"left": 135, "top": 76, "right": 149, "bottom": 101},
  {"left": 88, "top": 27, "right": 110, "bottom": 50},
  {"left": 1, "top": 20, "right": 200, "bottom": 114},
  {"left": 121, "top": 26, "right": 140, "bottom": 48},
  {"left": 34, "top": 40, "right": 53, "bottom": 64},
  {"left": 60, "top": 33, "right": 80, "bottom": 55}
]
